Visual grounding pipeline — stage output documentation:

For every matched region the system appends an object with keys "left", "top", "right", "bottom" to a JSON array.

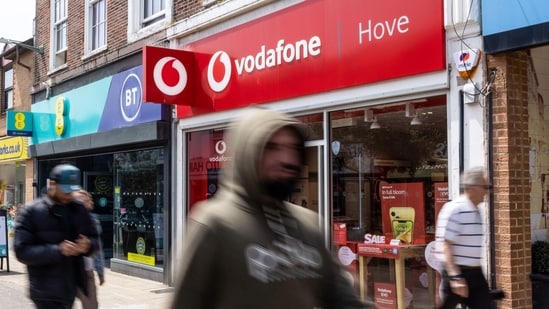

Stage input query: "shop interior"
[{"left": 186, "top": 95, "right": 448, "bottom": 307}]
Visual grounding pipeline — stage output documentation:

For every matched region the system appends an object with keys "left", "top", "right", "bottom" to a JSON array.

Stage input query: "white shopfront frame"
[{"left": 170, "top": 70, "right": 456, "bottom": 281}]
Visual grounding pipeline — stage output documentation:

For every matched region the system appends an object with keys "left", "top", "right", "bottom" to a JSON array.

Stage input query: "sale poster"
[{"left": 380, "top": 182, "right": 425, "bottom": 244}]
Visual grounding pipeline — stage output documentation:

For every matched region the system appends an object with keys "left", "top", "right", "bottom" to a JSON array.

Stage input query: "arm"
[
  {"left": 93, "top": 215, "right": 106, "bottom": 284},
  {"left": 170, "top": 219, "right": 218, "bottom": 309},
  {"left": 14, "top": 206, "right": 63, "bottom": 266}
]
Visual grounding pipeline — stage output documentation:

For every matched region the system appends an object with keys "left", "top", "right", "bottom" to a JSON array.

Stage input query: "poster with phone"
[{"left": 380, "top": 183, "right": 425, "bottom": 244}]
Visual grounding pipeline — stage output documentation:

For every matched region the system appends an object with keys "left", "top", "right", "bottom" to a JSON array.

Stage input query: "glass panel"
[
  {"left": 330, "top": 96, "right": 447, "bottom": 308},
  {"left": 113, "top": 148, "right": 165, "bottom": 267},
  {"left": 144, "top": 0, "right": 165, "bottom": 17},
  {"left": 54, "top": 0, "right": 67, "bottom": 21},
  {"left": 188, "top": 129, "right": 226, "bottom": 209},
  {"left": 5, "top": 89, "right": 13, "bottom": 110},
  {"left": 91, "top": 0, "right": 106, "bottom": 49},
  {"left": 290, "top": 145, "right": 322, "bottom": 213},
  {"left": 4, "top": 68, "right": 13, "bottom": 87},
  {"left": 296, "top": 113, "right": 324, "bottom": 140},
  {"left": 55, "top": 22, "right": 67, "bottom": 51}
]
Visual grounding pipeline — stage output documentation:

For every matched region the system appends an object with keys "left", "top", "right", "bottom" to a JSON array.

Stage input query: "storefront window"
[
  {"left": 113, "top": 148, "right": 165, "bottom": 267},
  {"left": 39, "top": 147, "right": 166, "bottom": 269},
  {"left": 330, "top": 96, "right": 447, "bottom": 307},
  {"left": 188, "top": 129, "right": 227, "bottom": 209}
]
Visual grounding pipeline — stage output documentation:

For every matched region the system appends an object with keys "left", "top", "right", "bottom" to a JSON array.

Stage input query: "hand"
[
  {"left": 59, "top": 235, "right": 90, "bottom": 256},
  {"left": 76, "top": 234, "right": 90, "bottom": 254},
  {"left": 450, "top": 278, "right": 469, "bottom": 298},
  {"left": 59, "top": 240, "right": 80, "bottom": 256}
]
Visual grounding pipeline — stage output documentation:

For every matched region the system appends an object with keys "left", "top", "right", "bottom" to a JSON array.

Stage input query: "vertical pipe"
[
  {"left": 459, "top": 90, "right": 465, "bottom": 175},
  {"left": 487, "top": 92, "right": 497, "bottom": 291}
]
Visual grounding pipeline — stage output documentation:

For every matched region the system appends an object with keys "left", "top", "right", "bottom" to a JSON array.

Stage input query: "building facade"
[
  {"left": 21, "top": 0, "right": 544, "bottom": 307},
  {"left": 164, "top": 0, "right": 488, "bottom": 308},
  {"left": 0, "top": 40, "right": 34, "bottom": 214},
  {"left": 481, "top": 1, "right": 549, "bottom": 308}
]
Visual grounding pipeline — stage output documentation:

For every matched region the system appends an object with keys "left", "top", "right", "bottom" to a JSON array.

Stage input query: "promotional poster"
[{"left": 380, "top": 182, "right": 425, "bottom": 244}]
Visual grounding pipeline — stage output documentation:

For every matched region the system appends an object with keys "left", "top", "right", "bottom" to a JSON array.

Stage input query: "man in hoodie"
[
  {"left": 171, "top": 107, "right": 366, "bottom": 309},
  {"left": 15, "top": 164, "right": 99, "bottom": 309}
]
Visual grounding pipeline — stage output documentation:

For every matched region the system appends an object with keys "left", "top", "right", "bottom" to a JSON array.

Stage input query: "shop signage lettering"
[
  {"left": 0, "top": 137, "right": 28, "bottom": 161},
  {"left": 358, "top": 16, "right": 409, "bottom": 43},
  {"left": 234, "top": 36, "right": 322, "bottom": 75},
  {"left": 364, "top": 233, "right": 386, "bottom": 244}
]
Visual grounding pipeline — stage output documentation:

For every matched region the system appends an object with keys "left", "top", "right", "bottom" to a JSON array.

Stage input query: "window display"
[
  {"left": 113, "top": 148, "right": 165, "bottom": 267},
  {"left": 331, "top": 96, "right": 448, "bottom": 308}
]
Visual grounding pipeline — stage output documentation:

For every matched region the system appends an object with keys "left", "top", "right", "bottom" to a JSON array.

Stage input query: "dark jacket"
[
  {"left": 14, "top": 195, "right": 100, "bottom": 304},
  {"left": 171, "top": 107, "right": 366, "bottom": 309}
]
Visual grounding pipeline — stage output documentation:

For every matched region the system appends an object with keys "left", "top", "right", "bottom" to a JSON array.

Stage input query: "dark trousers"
[
  {"left": 438, "top": 267, "right": 492, "bottom": 309},
  {"left": 33, "top": 299, "right": 73, "bottom": 309}
]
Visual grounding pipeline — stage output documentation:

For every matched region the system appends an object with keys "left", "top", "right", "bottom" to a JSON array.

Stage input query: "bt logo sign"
[{"left": 120, "top": 73, "right": 142, "bottom": 122}]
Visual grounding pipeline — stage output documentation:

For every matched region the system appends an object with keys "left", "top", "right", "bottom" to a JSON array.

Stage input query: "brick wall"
[
  {"left": 33, "top": 0, "right": 210, "bottom": 90},
  {"left": 487, "top": 51, "right": 532, "bottom": 309}
]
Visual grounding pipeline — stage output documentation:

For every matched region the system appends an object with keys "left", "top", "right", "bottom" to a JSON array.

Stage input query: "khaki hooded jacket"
[{"left": 171, "top": 107, "right": 366, "bottom": 309}]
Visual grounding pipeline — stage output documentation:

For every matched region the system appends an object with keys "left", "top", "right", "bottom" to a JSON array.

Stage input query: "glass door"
[{"left": 289, "top": 140, "right": 328, "bottom": 246}]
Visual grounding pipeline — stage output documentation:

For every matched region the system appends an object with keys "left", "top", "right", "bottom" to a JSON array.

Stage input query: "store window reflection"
[
  {"left": 113, "top": 148, "right": 165, "bottom": 267},
  {"left": 188, "top": 129, "right": 228, "bottom": 209},
  {"left": 330, "top": 96, "right": 447, "bottom": 307}
]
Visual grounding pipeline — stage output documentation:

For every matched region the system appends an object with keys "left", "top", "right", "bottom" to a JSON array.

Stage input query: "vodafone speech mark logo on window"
[
  {"left": 153, "top": 57, "right": 188, "bottom": 96},
  {"left": 207, "top": 51, "right": 232, "bottom": 93}
]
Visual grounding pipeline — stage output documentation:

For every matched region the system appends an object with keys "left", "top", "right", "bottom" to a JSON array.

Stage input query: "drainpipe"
[
  {"left": 15, "top": 46, "right": 32, "bottom": 71},
  {"left": 487, "top": 91, "right": 496, "bottom": 290},
  {"left": 459, "top": 90, "right": 464, "bottom": 175}
]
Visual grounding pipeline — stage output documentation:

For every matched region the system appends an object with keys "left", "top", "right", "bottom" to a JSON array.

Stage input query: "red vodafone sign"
[{"left": 143, "top": 0, "right": 445, "bottom": 118}]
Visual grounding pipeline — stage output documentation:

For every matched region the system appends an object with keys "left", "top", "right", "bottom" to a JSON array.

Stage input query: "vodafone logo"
[
  {"left": 207, "top": 51, "right": 232, "bottom": 93},
  {"left": 153, "top": 57, "right": 188, "bottom": 96},
  {"left": 215, "top": 140, "right": 227, "bottom": 155}
]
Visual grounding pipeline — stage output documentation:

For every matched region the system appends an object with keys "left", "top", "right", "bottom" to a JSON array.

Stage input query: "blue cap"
[{"left": 50, "top": 164, "right": 82, "bottom": 193}]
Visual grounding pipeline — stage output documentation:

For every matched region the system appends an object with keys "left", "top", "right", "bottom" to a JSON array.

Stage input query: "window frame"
[
  {"left": 2, "top": 65, "right": 14, "bottom": 112},
  {"left": 127, "top": 0, "right": 172, "bottom": 43},
  {"left": 84, "top": 0, "right": 108, "bottom": 56},
  {"left": 50, "top": 0, "right": 68, "bottom": 70}
]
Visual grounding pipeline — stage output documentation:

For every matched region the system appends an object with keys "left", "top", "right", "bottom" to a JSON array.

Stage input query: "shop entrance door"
[{"left": 289, "top": 140, "right": 329, "bottom": 246}]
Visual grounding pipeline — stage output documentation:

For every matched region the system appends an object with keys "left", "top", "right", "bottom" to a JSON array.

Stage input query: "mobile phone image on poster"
[{"left": 390, "top": 207, "right": 415, "bottom": 244}]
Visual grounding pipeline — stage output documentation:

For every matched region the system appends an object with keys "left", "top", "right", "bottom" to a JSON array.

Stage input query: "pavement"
[{"left": 0, "top": 240, "right": 174, "bottom": 309}]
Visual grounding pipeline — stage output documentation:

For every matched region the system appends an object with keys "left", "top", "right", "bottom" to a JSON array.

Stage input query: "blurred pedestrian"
[
  {"left": 171, "top": 107, "right": 366, "bottom": 309},
  {"left": 14, "top": 164, "right": 100, "bottom": 309},
  {"left": 435, "top": 166, "right": 493, "bottom": 308},
  {"left": 74, "top": 189, "right": 105, "bottom": 309}
]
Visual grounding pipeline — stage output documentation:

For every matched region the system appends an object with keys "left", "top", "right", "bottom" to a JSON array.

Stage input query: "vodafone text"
[
  {"left": 358, "top": 15, "right": 410, "bottom": 44},
  {"left": 234, "top": 36, "right": 321, "bottom": 75}
]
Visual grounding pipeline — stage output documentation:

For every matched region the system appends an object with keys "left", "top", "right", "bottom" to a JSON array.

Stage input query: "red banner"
[{"left": 158, "top": 0, "right": 445, "bottom": 117}]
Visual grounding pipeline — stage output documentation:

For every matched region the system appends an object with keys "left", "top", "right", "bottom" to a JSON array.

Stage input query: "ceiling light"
[
  {"left": 370, "top": 118, "right": 381, "bottom": 129},
  {"left": 410, "top": 116, "right": 422, "bottom": 126}
]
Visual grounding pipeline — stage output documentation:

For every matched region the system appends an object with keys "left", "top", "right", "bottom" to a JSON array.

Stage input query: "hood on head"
[{"left": 221, "top": 106, "right": 306, "bottom": 203}]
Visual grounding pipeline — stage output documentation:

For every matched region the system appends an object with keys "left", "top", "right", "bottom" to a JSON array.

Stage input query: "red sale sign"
[{"left": 144, "top": 0, "right": 444, "bottom": 117}]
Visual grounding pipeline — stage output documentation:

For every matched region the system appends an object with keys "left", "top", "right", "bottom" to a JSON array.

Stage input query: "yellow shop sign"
[{"left": 0, "top": 137, "right": 29, "bottom": 162}]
